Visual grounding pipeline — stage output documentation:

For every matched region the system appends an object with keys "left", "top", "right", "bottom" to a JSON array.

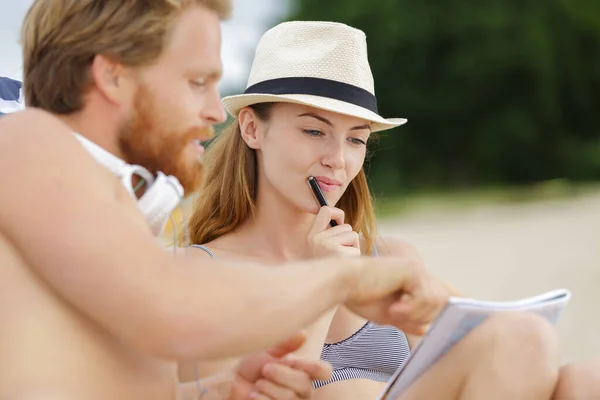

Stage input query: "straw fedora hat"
[{"left": 221, "top": 21, "right": 407, "bottom": 132}]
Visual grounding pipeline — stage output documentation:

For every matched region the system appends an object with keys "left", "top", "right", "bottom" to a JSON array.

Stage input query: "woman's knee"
[
  {"left": 553, "top": 358, "right": 600, "bottom": 400},
  {"left": 473, "top": 311, "right": 560, "bottom": 364}
]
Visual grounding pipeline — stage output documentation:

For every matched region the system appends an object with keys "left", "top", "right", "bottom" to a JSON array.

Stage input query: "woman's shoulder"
[
  {"left": 182, "top": 235, "right": 250, "bottom": 261},
  {"left": 371, "top": 235, "right": 422, "bottom": 258}
]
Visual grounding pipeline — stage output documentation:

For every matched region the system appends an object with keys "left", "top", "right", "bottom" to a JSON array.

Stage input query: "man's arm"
[
  {"left": 0, "top": 109, "right": 362, "bottom": 360},
  {"left": 374, "top": 235, "right": 462, "bottom": 349}
]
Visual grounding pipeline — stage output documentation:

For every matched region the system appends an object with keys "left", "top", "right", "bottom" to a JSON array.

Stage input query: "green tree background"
[{"left": 272, "top": 0, "right": 600, "bottom": 197}]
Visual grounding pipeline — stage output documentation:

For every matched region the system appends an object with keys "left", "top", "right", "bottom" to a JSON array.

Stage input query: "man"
[{"left": 0, "top": 1, "right": 449, "bottom": 399}]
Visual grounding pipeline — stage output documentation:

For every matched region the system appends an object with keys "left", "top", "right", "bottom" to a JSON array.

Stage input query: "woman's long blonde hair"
[{"left": 184, "top": 103, "right": 378, "bottom": 254}]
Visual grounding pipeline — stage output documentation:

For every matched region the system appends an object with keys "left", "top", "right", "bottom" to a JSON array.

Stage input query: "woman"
[{"left": 180, "top": 20, "right": 593, "bottom": 399}]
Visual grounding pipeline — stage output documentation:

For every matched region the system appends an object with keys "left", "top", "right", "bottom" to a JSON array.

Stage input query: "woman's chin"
[{"left": 302, "top": 200, "right": 322, "bottom": 215}]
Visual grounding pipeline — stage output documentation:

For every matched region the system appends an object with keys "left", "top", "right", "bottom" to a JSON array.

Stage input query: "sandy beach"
[{"left": 377, "top": 190, "right": 600, "bottom": 364}]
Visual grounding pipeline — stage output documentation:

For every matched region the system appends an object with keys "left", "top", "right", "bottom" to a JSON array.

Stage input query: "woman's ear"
[{"left": 239, "top": 108, "right": 262, "bottom": 149}]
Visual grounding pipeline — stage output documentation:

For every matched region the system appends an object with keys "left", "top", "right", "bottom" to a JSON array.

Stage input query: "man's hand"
[
  {"left": 344, "top": 255, "right": 450, "bottom": 336},
  {"left": 230, "top": 331, "right": 332, "bottom": 399}
]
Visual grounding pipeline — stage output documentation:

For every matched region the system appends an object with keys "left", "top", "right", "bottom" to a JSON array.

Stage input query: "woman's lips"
[{"left": 314, "top": 176, "right": 342, "bottom": 192}]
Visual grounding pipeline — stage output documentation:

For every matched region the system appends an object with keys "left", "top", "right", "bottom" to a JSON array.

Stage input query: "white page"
[{"left": 378, "top": 289, "right": 571, "bottom": 399}]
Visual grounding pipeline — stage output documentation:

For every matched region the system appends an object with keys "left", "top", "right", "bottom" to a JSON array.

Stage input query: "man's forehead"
[{"left": 167, "top": 6, "right": 222, "bottom": 59}]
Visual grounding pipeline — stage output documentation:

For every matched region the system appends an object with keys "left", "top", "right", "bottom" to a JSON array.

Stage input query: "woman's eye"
[
  {"left": 349, "top": 137, "right": 367, "bottom": 145},
  {"left": 302, "top": 129, "right": 323, "bottom": 137}
]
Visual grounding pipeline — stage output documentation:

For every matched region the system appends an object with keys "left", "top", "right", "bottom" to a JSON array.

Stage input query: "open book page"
[{"left": 378, "top": 289, "right": 571, "bottom": 400}]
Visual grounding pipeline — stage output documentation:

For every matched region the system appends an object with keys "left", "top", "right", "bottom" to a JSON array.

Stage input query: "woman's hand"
[{"left": 307, "top": 206, "right": 361, "bottom": 259}]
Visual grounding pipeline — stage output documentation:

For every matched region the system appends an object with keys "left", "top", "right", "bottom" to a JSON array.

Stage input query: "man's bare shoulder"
[
  {"left": 0, "top": 108, "right": 116, "bottom": 195},
  {"left": 0, "top": 108, "right": 69, "bottom": 140},
  {"left": 0, "top": 108, "right": 119, "bottom": 231},
  {"left": 0, "top": 108, "right": 82, "bottom": 157}
]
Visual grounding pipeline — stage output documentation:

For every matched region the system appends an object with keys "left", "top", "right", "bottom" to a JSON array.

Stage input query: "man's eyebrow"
[
  {"left": 188, "top": 67, "right": 222, "bottom": 81},
  {"left": 205, "top": 69, "right": 222, "bottom": 80}
]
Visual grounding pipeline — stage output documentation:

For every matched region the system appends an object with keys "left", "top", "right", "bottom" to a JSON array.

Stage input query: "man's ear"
[
  {"left": 89, "top": 54, "right": 136, "bottom": 106},
  {"left": 239, "top": 107, "right": 262, "bottom": 149}
]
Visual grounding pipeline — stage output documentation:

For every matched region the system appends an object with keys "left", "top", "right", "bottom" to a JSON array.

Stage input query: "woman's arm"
[
  {"left": 179, "top": 331, "right": 332, "bottom": 399},
  {"left": 179, "top": 374, "right": 233, "bottom": 400}
]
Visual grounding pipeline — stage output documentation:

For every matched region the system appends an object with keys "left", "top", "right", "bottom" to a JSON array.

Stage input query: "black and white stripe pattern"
[
  {"left": 313, "top": 246, "right": 411, "bottom": 387},
  {"left": 314, "top": 322, "right": 411, "bottom": 388}
]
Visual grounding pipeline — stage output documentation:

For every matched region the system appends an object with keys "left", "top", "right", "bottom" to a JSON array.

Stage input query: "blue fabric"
[
  {"left": 0, "top": 77, "right": 24, "bottom": 115},
  {"left": 0, "top": 77, "right": 22, "bottom": 101}
]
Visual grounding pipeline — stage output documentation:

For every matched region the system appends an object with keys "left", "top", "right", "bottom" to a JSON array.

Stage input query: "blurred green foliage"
[{"left": 283, "top": 0, "right": 600, "bottom": 196}]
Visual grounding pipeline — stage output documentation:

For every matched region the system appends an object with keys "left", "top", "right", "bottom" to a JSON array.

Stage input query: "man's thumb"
[{"left": 267, "top": 330, "right": 308, "bottom": 358}]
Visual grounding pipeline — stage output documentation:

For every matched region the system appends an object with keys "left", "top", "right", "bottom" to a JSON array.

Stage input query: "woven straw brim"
[{"left": 221, "top": 93, "right": 407, "bottom": 133}]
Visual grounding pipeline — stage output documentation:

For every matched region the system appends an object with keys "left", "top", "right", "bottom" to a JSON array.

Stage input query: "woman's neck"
[{"left": 223, "top": 186, "right": 317, "bottom": 263}]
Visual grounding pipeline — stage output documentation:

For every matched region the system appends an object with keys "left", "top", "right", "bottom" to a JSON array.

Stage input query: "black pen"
[{"left": 307, "top": 176, "right": 338, "bottom": 227}]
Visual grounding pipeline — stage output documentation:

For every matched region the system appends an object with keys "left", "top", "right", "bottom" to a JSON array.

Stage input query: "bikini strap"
[{"left": 189, "top": 244, "right": 215, "bottom": 260}]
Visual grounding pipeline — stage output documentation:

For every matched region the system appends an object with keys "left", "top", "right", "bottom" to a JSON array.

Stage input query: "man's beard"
[{"left": 117, "top": 85, "right": 211, "bottom": 195}]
